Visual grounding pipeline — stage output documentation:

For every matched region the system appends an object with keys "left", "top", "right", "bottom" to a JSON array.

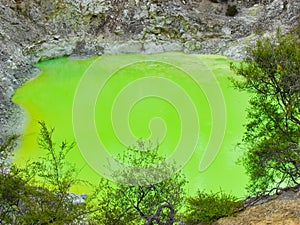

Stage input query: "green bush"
[
  {"left": 226, "top": 5, "right": 238, "bottom": 17},
  {"left": 184, "top": 190, "right": 242, "bottom": 225}
]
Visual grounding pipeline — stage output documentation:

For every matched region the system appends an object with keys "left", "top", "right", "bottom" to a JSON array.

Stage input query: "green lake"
[{"left": 12, "top": 53, "right": 249, "bottom": 197}]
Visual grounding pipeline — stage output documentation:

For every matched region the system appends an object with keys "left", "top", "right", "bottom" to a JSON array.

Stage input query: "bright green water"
[{"left": 13, "top": 53, "right": 249, "bottom": 197}]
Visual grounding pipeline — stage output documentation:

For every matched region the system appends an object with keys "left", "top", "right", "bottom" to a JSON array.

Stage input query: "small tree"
[
  {"left": 0, "top": 122, "right": 88, "bottom": 224},
  {"left": 23, "top": 121, "right": 87, "bottom": 223},
  {"left": 230, "top": 27, "right": 300, "bottom": 195},
  {"left": 91, "top": 140, "right": 187, "bottom": 225}
]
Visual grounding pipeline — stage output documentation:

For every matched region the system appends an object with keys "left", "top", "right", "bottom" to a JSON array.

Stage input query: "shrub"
[
  {"left": 184, "top": 190, "right": 242, "bottom": 225},
  {"left": 226, "top": 5, "right": 238, "bottom": 17},
  {"left": 0, "top": 123, "right": 88, "bottom": 224}
]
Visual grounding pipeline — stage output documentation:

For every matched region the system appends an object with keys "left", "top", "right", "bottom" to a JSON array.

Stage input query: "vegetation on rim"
[
  {"left": 184, "top": 190, "right": 242, "bottom": 225},
  {"left": 0, "top": 123, "right": 242, "bottom": 224},
  {"left": 89, "top": 141, "right": 187, "bottom": 225},
  {"left": 0, "top": 122, "right": 88, "bottom": 224},
  {"left": 230, "top": 26, "right": 300, "bottom": 196}
]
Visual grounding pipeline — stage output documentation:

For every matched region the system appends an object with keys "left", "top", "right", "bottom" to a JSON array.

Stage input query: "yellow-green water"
[{"left": 12, "top": 53, "right": 249, "bottom": 197}]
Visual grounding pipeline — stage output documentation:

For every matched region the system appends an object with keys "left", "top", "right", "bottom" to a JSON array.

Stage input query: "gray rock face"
[{"left": 0, "top": 0, "right": 299, "bottom": 143}]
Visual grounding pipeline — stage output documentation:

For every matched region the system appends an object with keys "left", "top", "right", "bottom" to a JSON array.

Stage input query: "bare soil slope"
[{"left": 216, "top": 186, "right": 300, "bottom": 225}]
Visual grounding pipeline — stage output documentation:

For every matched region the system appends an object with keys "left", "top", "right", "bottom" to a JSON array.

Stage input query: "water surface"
[{"left": 13, "top": 53, "right": 249, "bottom": 197}]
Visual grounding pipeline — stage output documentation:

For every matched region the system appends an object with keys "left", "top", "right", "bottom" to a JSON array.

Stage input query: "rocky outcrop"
[{"left": 0, "top": 0, "right": 299, "bottom": 142}]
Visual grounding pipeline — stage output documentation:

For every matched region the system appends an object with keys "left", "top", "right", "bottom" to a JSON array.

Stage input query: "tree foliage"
[
  {"left": 90, "top": 140, "right": 187, "bottom": 225},
  {"left": 0, "top": 124, "right": 188, "bottom": 224},
  {"left": 230, "top": 28, "right": 300, "bottom": 195},
  {"left": 0, "top": 122, "right": 87, "bottom": 224}
]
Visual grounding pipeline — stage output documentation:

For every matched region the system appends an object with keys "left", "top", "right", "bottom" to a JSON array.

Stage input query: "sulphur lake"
[{"left": 12, "top": 52, "right": 249, "bottom": 197}]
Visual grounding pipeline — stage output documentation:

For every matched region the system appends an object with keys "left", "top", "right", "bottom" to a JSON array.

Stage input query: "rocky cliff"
[{"left": 0, "top": 0, "right": 299, "bottom": 142}]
